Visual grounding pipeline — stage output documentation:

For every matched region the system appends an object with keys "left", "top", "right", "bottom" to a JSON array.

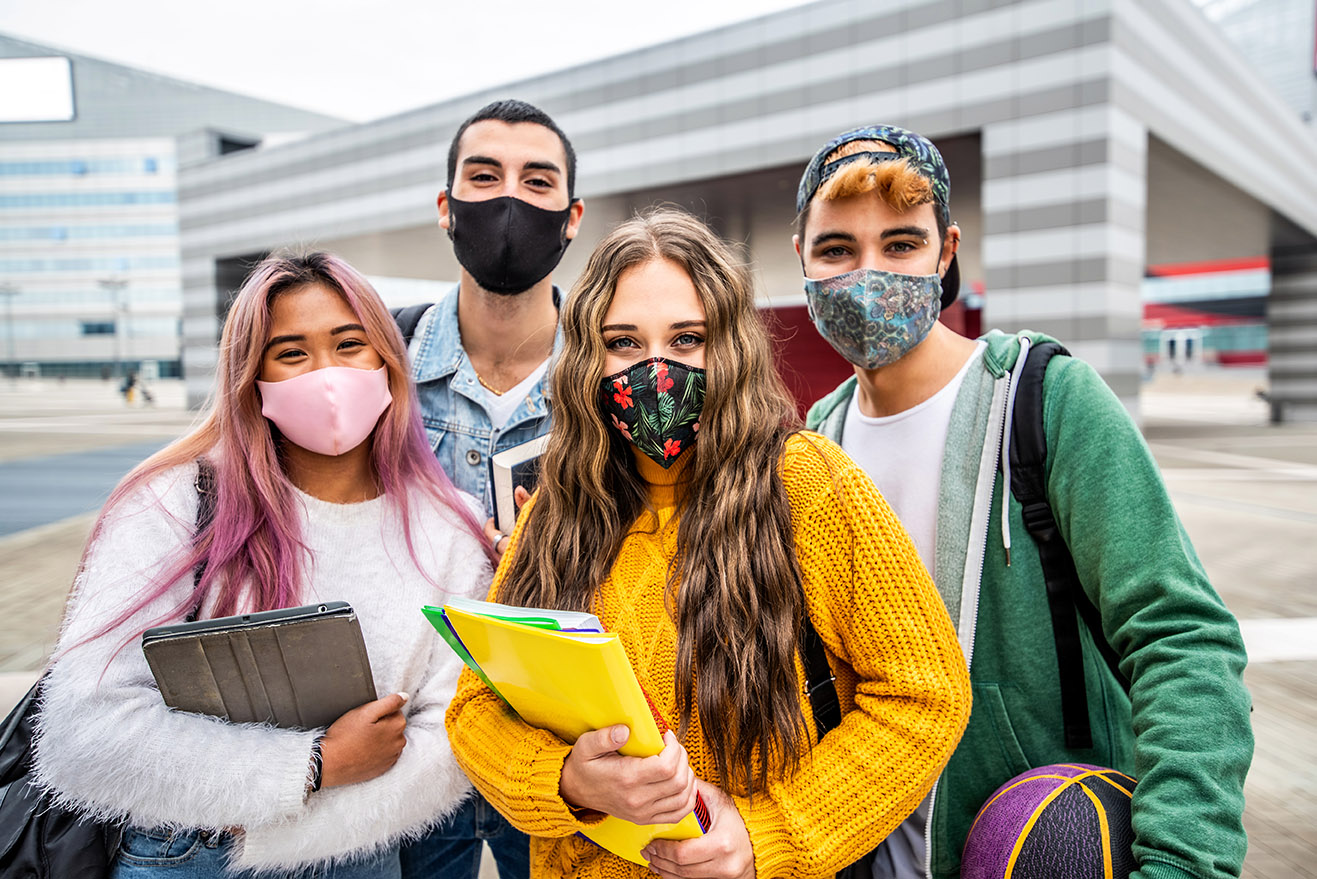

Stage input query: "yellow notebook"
[{"left": 423, "top": 599, "right": 710, "bottom": 865}]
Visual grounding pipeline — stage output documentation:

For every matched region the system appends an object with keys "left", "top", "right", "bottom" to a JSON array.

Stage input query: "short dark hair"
[{"left": 446, "top": 99, "right": 577, "bottom": 199}]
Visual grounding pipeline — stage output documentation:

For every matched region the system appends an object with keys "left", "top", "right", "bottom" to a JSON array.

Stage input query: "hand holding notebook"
[
  {"left": 424, "top": 597, "right": 711, "bottom": 865},
  {"left": 559, "top": 726, "right": 698, "bottom": 828}
]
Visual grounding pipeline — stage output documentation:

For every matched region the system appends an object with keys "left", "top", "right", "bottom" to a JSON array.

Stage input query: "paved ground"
[{"left": 0, "top": 373, "right": 1312, "bottom": 877}]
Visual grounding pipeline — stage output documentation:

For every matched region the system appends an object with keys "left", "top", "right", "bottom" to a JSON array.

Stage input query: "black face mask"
[{"left": 446, "top": 194, "right": 575, "bottom": 295}]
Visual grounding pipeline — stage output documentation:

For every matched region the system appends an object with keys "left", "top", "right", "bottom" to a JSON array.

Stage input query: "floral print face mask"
[
  {"left": 600, "top": 357, "right": 705, "bottom": 469},
  {"left": 803, "top": 267, "right": 943, "bottom": 370}
]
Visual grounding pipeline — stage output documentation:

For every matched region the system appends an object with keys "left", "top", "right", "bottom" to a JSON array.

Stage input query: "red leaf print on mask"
[
  {"left": 655, "top": 362, "right": 674, "bottom": 394},
  {"left": 663, "top": 438, "right": 681, "bottom": 459},
  {"left": 612, "top": 381, "right": 633, "bottom": 410},
  {"left": 609, "top": 413, "right": 633, "bottom": 441}
]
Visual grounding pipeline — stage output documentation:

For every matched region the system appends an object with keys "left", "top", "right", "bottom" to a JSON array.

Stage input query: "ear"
[
  {"left": 940, "top": 224, "right": 961, "bottom": 275},
  {"left": 437, "top": 191, "right": 451, "bottom": 232},
  {"left": 565, "top": 197, "right": 585, "bottom": 241},
  {"left": 792, "top": 233, "right": 802, "bottom": 260}
]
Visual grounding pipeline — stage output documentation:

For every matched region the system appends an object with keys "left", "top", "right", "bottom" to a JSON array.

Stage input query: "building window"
[{"left": 80, "top": 321, "right": 116, "bottom": 336}]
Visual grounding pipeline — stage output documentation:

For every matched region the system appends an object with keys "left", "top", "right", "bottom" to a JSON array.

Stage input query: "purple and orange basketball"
[{"left": 961, "top": 763, "right": 1137, "bottom": 879}]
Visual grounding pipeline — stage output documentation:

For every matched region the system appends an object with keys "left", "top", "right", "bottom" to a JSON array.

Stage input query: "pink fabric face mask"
[{"left": 256, "top": 365, "right": 392, "bottom": 456}]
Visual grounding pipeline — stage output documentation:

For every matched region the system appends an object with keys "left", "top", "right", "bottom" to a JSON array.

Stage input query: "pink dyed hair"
[{"left": 75, "top": 251, "right": 495, "bottom": 646}]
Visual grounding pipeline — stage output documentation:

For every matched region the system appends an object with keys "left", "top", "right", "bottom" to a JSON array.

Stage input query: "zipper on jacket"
[{"left": 924, "top": 374, "right": 1010, "bottom": 879}]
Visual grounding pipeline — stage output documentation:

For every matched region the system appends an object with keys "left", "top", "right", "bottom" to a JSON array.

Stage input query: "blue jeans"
[
  {"left": 399, "top": 794, "right": 529, "bottom": 879},
  {"left": 112, "top": 825, "right": 401, "bottom": 878}
]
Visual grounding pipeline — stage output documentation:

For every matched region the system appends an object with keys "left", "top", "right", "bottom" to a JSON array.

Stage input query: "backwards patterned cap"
[{"left": 796, "top": 124, "right": 951, "bottom": 221}]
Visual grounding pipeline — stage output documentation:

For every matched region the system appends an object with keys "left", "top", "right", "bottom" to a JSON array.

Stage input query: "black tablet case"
[{"left": 142, "top": 602, "right": 376, "bottom": 730}]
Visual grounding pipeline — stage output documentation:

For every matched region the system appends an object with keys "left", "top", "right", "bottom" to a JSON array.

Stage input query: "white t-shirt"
[
  {"left": 841, "top": 342, "right": 984, "bottom": 579},
  {"left": 840, "top": 341, "right": 983, "bottom": 879},
  {"left": 483, "top": 358, "right": 550, "bottom": 429}
]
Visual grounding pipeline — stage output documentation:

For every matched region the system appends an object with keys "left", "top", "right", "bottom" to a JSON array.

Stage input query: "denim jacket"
[{"left": 408, "top": 284, "right": 558, "bottom": 518}]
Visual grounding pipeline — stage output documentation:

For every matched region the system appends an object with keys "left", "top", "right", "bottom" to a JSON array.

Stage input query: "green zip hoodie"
[{"left": 806, "top": 330, "right": 1252, "bottom": 879}]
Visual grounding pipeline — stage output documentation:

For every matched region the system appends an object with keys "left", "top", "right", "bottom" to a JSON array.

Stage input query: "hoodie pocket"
[{"left": 973, "top": 682, "right": 1032, "bottom": 781}]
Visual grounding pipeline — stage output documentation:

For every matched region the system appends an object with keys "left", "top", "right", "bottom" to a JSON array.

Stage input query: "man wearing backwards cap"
[{"left": 801, "top": 125, "right": 1252, "bottom": 879}]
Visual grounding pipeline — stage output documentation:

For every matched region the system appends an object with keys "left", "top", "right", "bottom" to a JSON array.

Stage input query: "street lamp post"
[
  {"left": 0, "top": 282, "right": 17, "bottom": 383},
  {"left": 98, "top": 278, "right": 128, "bottom": 379}
]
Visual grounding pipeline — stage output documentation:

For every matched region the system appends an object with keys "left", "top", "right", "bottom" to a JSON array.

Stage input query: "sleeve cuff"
[
  {"left": 499, "top": 733, "right": 606, "bottom": 838},
  {"left": 1135, "top": 859, "right": 1204, "bottom": 879},
  {"left": 734, "top": 793, "right": 803, "bottom": 879}
]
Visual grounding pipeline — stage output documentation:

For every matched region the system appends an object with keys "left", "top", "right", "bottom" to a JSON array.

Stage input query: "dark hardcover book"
[
  {"left": 142, "top": 601, "right": 376, "bottom": 729},
  {"left": 490, "top": 433, "right": 551, "bottom": 533}
]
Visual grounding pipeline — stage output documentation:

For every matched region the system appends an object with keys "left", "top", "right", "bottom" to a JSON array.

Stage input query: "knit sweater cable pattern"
[
  {"left": 446, "top": 432, "right": 971, "bottom": 878},
  {"left": 32, "top": 462, "right": 493, "bottom": 871}
]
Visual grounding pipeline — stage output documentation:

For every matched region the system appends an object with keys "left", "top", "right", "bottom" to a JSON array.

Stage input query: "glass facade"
[
  {"left": 1196, "top": 0, "right": 1317, "bottom": 124},
  {"left": 0, "top": 137, "right": 182, "bottom": 375}
]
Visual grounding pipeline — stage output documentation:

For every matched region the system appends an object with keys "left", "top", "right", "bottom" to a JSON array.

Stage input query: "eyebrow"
[
  {"left": 810, "top": 231, "right": 856, "bottom": 248},
  {"left": 810, "top": 226, "right": 930, "bottom": 247},
  {"left": 462, "top": 155, "right": 502, "bottom": 170},
  {"left": 263, "top": 323, "right": 365, "bottom": 354},
  {"left": 463, "top": 155, "right": 562, "bottom": 176},
  {"left": 601, "top": 320, "right": 706, "bottom": 332},
  {"left": 882, "top": 225, "right": 930, "bottom": 239},
  {"left": 264, "top": 333, "right": 304, "bottom": 353}
]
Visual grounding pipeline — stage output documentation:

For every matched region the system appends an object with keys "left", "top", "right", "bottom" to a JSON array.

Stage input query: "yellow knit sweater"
[{"left": 445, "top": 432, "right": 970, "bottom": 878}]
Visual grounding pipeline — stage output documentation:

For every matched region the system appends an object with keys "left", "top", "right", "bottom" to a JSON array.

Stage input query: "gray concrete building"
[
  {"left": 0, "top": 34, "right": 343, "bottom": 379},
  {"left": 176, "top": 0, "right": 1317, "bottom": 420}
]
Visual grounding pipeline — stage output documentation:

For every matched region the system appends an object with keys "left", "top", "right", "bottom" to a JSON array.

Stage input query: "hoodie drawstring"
[{"left": 999, "top": 335, "right": 1032, "bottom": 566}]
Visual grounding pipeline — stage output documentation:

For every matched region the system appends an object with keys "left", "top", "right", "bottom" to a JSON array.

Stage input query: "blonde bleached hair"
[
  {"left": 817, "top": 142, "right": 933, "bottom": 210},
  {"left": 797, "top": 140, "right": 945, "bottom": 239}
]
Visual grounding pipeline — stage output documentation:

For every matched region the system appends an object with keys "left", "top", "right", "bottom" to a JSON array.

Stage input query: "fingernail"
[
  {"left": 612, "top": 725, "right": 628, "bottom": 745},
  {"left": 398, "top": 692, "right": 410, "bottom": 703}
]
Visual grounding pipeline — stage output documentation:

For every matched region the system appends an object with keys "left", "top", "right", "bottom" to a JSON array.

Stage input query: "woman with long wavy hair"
[
  {"left": 33, "top": 252, "right": 496, "bottom": 878},
  {"left": 446, "top": 209, "right": 971, "bottom": 879}
]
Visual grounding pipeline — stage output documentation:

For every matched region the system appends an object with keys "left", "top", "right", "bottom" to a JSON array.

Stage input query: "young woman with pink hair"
[{"left": 32, "top": 252, "right": 496, "bottom": 878}]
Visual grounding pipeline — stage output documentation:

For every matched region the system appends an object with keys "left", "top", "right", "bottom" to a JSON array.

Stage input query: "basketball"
[{"left": 961, "top": 763, "right": 1137, "bottom": 879}]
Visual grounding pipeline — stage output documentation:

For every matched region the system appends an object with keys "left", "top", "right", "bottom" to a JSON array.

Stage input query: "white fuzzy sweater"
[{"left": 33, "top": 462, "right": 493, "bottom": 871}]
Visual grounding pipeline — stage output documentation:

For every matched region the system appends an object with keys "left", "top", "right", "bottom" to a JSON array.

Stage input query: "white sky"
[{"left": 0, "top": 0, "right": 817, "bottom": 122}]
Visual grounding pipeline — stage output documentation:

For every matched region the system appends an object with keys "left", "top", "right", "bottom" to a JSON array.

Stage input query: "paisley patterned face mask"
[
  {"left": 600, "top": 357, "right": 705, "bottom": 469},
  {"left": 803, "top": 267, "right": 943, "bottom": 370}
]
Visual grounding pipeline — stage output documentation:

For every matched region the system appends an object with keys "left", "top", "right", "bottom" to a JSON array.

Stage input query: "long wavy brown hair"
[{"left": 498, "top": 208, "right": 808, "bottom": 794}]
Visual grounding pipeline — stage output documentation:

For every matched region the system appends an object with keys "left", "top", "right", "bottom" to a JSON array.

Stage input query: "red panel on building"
[
  {"left": 762, "top": 303, "right": 980, "bottom": 416},
  {"left": 762, "top": 304, "right": 852, "bottom": 417}
]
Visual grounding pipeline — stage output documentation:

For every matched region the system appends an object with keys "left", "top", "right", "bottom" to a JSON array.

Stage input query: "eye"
[
  {"left": 469, "top": 171, "right": 498, "bottom": 183},
  {"left": 886, "top": 240, "right": 921, "bottom": 254},
  {"left": 819, "top": 244, "right": 851, "bottom": 259},
  {"left": 274, "top": 347, "right": 306, "bottom": 361},
  {"left": 605, "top": 336, "right": 639, "bottom": 351},
  {"left": 337, "top": 338, "right": 367, "bottom": 352},
  {"left": 673, "top": 332, "right": 704, "bottom": 348},
  {"left": 525, "top": 176, "right": 553, "bottom": 189}
]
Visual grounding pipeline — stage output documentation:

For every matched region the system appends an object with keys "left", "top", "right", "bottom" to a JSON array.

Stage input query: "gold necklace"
[{"left": 474, "top": 370, "right": 505, "bottom": 396}]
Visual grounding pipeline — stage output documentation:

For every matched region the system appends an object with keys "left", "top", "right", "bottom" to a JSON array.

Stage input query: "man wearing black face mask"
[
  {"left": 405, "top": 99, "right": 583, "bottom": 545},
  {"left": 400, "top": 99, "right": 583, "bottom": 879}
]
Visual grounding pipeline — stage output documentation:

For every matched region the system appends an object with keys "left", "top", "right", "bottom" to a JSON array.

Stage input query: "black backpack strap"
[
  {"left": 802, "top": 614, "right": 842, "bottom": 739},
  {"left": 390, "top": 303, "right": 433, "bottom": 347},
  {"left": 1008, "top": 341, "right": 1127, "bottom": 751},
  {"left": 186, "top": 458, "right": 217, "bottom": 623}
]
